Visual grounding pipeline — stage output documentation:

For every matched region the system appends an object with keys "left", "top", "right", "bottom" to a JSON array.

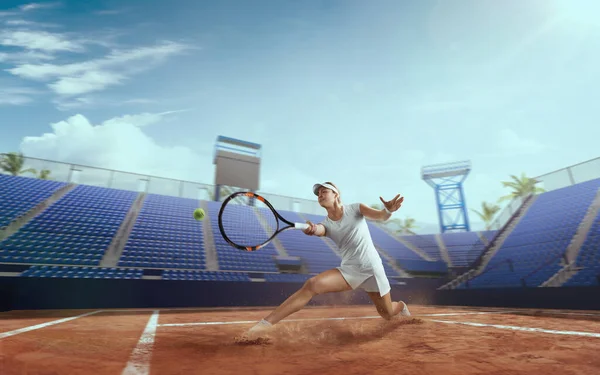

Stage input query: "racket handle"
[{"left": 294, "top": 223, "right": 310, "bottom": 230}]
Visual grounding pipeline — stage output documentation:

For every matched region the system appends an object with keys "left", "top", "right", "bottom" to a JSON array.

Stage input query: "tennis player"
[{"left": 243, "top": 181, "right": 410, "bottom": 339}]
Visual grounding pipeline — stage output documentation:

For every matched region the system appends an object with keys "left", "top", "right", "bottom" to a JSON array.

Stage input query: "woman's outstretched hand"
[{"left": 380, "top": 194, "right": 404, "bottom": 213}]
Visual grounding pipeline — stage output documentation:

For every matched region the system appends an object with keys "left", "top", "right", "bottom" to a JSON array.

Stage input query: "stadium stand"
[
  {"left": 264, "top": 272, "right": 312, "bottom": 283},
  {"left": 119, "top": 194, "right": 206, "bottom": 269},
  {"left": 441, "top": 231, "right": 481, "bottom": 267},
  {"left": 273, "top": 210, "right": 341, "bottom": 274},
  {"left": 205, "top": 200, "right": 279, "bottom": 272},
  {"left": 462, "top": 178, "right": 600, "bottom": 288},
  {"left": 563, "top": 211, "right": 600, "bottom": 287},
  {"left": 0, "top": 174, "right": 67, "bottom": 228},
  {"left": 400, "top": 234, "right": 442, "bottom": 260},
  {"left": 2, "top": 173, "right": 598, "bottom": 289},
  {"left": 480, "top": 230, "right": 498, "bottom": 243},
  {"left": 396, "top": 259, "right": 448, "bottom": 273},
  {"left": 21, "top": 265, "right": 143, "bottom": 279},
  {"left": 1, "top": 184, "right": 137, "bottom": 266},
  {"left": 162, "top": 269, "right": 251, "bottom": 281},
  {"left": 366, "top": 222, "right": 424, "bottom": 261}
]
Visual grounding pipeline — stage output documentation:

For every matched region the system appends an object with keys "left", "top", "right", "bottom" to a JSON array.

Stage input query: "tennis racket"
[{"left": 218, "top": 191, "right": 310, "bottom": 251}]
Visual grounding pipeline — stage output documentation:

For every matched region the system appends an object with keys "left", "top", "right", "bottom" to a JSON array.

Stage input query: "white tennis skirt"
[{"left": 336, "top": 262, "right": 391, "bottom": 297}]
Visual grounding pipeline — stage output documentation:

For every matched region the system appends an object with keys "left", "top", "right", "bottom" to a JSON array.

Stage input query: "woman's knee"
[{"left": 302, "top": 276, "right": 325, "bottom": 295}]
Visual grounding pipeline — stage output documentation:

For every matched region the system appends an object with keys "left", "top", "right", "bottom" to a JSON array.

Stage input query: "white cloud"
[
  {"left": 0, "top": 2, "right": 59, "bottom": 17},
  {"left": 7, "top": 41, "right": 191, "bottom": 96},
  {"left": 0, "top": 50, "right": 55, "bottom": 63},
  {"left": 1, "top": 6, "right": 192, "bottom": 108},
  {"left": 8, "top": 41, "right": 190, "bottom": 80},
  {"left": 121, "top": 98, "right": 157, "bottom": 105},
  {"left": 19, "top": 2, "right": 61, "bottom": 12},
  {"left": 94, "top": 9, "right": 127, "bottom": 16},
  {"left": 3, "top": 19, "right": 60, "bottom": 28},
  {"left": 0, "top": 30, "right": 82, "bottom": 52},
  {"left": 497, "top": 128, "right": 546, "bottom": 155},
  {"left": 49, "top": 70, "right": 125, "bottom": 95},
  {"left": 0, "top": 86, "right": 40, "bottom": 105},
  {"left": 51, "top": 96, "right": 94, "bottom": 111},
  {"left": 52, "top": 96, "right": 159, "bottom": 111},
  {"left": 102, "top": 109, "right": 192, "bottom": 128},
  {"left": 20, "top": 112, "right": 212, "bottom": 182},
  {"left": 5, "top": 19, "right": 34, "bottom": 26}
]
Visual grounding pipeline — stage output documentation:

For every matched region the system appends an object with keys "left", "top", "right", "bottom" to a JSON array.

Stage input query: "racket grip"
[{"left": 295, "top": 223, "right": 310, "bottom": 230}]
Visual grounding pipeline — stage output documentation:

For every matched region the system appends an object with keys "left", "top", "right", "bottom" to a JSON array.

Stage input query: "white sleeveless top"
[{"left": 319, "top": 203, "right": 385, "bottom": 268}]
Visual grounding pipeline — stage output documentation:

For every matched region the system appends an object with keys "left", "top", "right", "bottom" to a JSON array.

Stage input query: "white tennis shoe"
[
  {"left": 238, "top": 319, "right": 273, "bottom": 341},
  {"left": 400, "top": 302, "right": 411, "bottom": 317}
]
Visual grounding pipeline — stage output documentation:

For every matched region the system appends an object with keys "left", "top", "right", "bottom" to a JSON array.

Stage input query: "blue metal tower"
[{"left": 421, "top": 160, "right": 472, "bottom": 233}]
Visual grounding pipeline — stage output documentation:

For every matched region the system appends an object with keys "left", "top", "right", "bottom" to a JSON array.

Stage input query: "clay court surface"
[{"left": 1, "top": 305, "right": 600, "bottom": 374}]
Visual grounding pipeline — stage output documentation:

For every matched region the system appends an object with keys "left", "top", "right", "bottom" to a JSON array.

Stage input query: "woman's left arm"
[{"left": 359, "top": 194, "right": 404, "bottom": 221}]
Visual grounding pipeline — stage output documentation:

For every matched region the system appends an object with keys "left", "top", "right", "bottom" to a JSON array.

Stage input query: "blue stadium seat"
[
  {"left": 3, "top": 173, "right": 597, "bottom": 288},
  {"left": 0, "top": 174, "right": 67, "bottom": 228},
  {"left": 397, "top": 259, "right": 448, "bottom": 273},
  {"left": 264, "top": 273, "right": 312, "bottom": 283},
  {"left": 563, "top": 210, "right": 600, "bottom": 287},
  {"left": 481, "top": 230, "right": 498, "bottom": 243},
  {"left": 206, "top": 201, "right": 279, "bottom": 272},
  {"left": 464, "top": 178, "right": 600, "bottom": 288},
  {"left": 119, "top": 194, "right": 206, "bottom": 269},
  {"left": 162, "top": 269, "right": 250, "bottom": 281},
  {"left": 274, "top": 211, "right": 342, "bottom": 274},
  {"left": 0, "top": 183, "right": 137, "bottom": 266},
  {"left": 400, "top": 234, "right": 443, "bottom": 261},
  {"left": 441, "top": 232, "right": 482, "bottom": 267},
  {"left": 367, "top": 223, "right": 424, "bottom": 261},
  {"left": 21, "top": 265, "right": 143, "bottom": 279}
]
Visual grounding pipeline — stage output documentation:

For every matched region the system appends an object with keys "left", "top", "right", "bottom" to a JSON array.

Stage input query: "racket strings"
[{"left": 219, "top": 195, "right": 279, "bottom": 248}]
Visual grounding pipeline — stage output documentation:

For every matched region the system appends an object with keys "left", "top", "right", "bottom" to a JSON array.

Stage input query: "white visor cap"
[{"left": 313, "top": 182, "right": 338, "bottom": 196}]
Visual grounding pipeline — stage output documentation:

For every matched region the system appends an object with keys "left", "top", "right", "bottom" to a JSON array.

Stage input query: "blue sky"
[{"left": 1, "top": 0, "right": 599, "bottom": 233}]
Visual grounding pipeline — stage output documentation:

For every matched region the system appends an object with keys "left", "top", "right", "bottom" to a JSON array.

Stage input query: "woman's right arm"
[{"left": 303, "top": 221, "right": 326, "bottom": 237}]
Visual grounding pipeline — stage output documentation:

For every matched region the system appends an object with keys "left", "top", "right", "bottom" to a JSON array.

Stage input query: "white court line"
[
  {"left": 157, "top": 311, "right": 509, "bottom": 327},
  {"left": 423, "top": 311, "right": 518, "bottom": 316},
  {"left": 122, "top": 310, "right": 160, "bottom": 375},
  {"left": 159, "top": 313, "right": 600, "bottom": 338},
  {"left": 0, "top": 310, "right": 102, "bottom": 340},
  {"left": 531, "top": 311, "right": 600, "bottom": 317},
  {"left": 430, "top": 319, "right": 600, "bottom": 338},
  {"left": 95, "top": 307, "right": 600, "bottom": 318}
]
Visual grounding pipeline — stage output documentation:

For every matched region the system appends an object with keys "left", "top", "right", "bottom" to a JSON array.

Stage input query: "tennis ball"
[{"left": 193, "top": 208, "right": 205, "bottom": 221}]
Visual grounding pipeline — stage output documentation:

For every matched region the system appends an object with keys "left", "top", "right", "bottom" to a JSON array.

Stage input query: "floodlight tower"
[
  {"left": 213, "top": 135, "right": 262, "bottom": 201},
  {"left": 421, "top": 160, "right": 472, "bottom": 233}
]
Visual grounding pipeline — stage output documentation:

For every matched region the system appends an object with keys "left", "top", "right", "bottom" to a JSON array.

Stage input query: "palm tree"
[
  {"left": 0, "top": 152, "right": 37, "bottom": 176},
  {"left": 38, "top": 169, "right": 52, "bottom": 180},
  {"left": 471, "top": 201, "right": 501, "bottom": 230},
  {"left": 498, "top": 172, "right": 545, "bottom": 203},
  {"left": 371, "top": 202, "right": 417, "bottom": 234},
  {"left": 396, "top": 217, "right": 418, "bottom": 235}
]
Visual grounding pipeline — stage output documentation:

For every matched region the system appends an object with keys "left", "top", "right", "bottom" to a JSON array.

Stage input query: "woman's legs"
[
  {"left": 243, "top": 269, "right": 352, "bottom": 339},
  {"left": 367, "top": 291, "right": 410, "bottom": 320},
  {"left": 262, "top": 268, "right": 353, "bottom": 325}
]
